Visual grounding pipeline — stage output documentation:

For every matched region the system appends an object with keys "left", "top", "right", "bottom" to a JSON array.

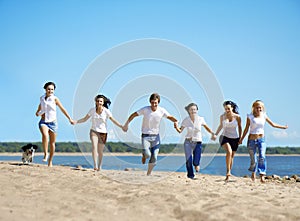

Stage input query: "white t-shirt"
[
  {"left": 137, "top": 106, "right": 170, "bottom": 135},
  {"left": 39, "top": 94, "right": 57, "bottom": 122},
  {"left": 87, "top": 107, "right": 112, "bottom": 133},
  {"left": 181, "top": 115, "right": 206, "bottom": 142}
]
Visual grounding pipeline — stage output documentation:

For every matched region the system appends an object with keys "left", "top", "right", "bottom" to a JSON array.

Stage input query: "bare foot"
[
  {"left": 225, "top": 173, "right": 231, "bottom": 181},
  {"left": 142, "top": 155, "right": 146, "bottom": 164},
  {"left": 195, "top": 166, "right": 200, "bottom": 172},
  {"left": 260, "top": 175, "right": 266, "bottom": 183},
  {"left": 42, "top": 154, "right": 48, "bottom": 162},
  {"left": 251, "top": 172, "right": 256, "bottom": 182}
]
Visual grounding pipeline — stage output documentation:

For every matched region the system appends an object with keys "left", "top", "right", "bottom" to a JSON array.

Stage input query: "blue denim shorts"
[{"left": 39, "top": 120, "right": 58, "bottom": 133}]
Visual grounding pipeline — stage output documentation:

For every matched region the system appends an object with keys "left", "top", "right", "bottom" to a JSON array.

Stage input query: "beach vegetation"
[{"left": 0, "top": 142, "right": 299, "bottom": 154}]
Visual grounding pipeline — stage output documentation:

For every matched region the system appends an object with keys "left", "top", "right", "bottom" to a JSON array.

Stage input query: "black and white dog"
[{"left": 21, "top": 143, "right": 38, "bottom": 164}]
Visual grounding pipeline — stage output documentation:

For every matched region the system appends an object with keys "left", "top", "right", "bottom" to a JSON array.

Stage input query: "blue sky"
[{"left": 1, "top": 0, "right": 300, "bottom": 146}]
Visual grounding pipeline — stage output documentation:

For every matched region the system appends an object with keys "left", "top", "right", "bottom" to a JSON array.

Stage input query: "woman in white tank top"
[
  {"left": 214, "top": 101, "right": 242, "bottom": 181},
  {"left": 239, "top": 100, "right": 288, "bottom": 183}
]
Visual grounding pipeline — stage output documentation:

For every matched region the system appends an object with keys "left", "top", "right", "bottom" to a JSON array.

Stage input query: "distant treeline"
[{"left": 1, "top": 142, "right": 300, "bottom": 154}]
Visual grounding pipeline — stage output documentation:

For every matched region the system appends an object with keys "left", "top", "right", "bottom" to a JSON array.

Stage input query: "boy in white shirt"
[{"left": 123, "top": 93, "right": 178, "bottom": 175}]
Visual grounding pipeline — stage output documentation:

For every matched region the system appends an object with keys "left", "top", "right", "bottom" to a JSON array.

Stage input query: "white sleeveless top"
[
  {"left": 248, "top": 113, "right": 267, "bottom": 135},
  {"left": 222, "top": 116, "right": 239, "bottom": 138},
  {"left": 40, "top": 94, "right": 57, "bottom": 122}
]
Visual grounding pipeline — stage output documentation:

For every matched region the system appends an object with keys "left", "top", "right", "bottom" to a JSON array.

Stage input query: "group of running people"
[{"left": 36, "top": 81, "right": 288, "bottom": 182}]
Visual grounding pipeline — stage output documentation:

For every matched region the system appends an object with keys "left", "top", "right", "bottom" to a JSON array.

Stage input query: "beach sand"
[{"left": 1, "top": 161, "right": 299, "bottom": 221}]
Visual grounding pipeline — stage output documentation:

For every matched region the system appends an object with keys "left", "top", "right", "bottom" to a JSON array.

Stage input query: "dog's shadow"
[{"left": 9, "top": 162, "right": 36, "bottom": 167}]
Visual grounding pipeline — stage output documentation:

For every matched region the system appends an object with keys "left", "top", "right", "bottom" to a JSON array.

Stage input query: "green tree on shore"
[{"left": 0, "top": 142, "right": 299, "bottom": 154}]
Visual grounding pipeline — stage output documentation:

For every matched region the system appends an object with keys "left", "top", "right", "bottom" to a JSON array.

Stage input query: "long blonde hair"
[{"left": 251, "top": 100, "right": 266, "bottom": 114}]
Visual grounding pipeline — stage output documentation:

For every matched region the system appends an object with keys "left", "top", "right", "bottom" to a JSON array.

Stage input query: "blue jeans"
[
  {"left": 141, "top": 134, "right": 160, "bottom": 164},
  {"left": 247, "top": 137, "right": 267, "bottom": 175},
  {"left": 184, "top": 139, "right": 202, "bottom": 179}
]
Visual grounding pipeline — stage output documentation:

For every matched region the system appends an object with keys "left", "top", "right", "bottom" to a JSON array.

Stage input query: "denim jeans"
[
  {"left": 247, "top": 137, "right": 267, "bottom": 175},
  {"left": 184, "top": 139, "right": 202, "bottom": 179},
  {"left": 141, "top": 134, "right": 160, "bottom": 164}
]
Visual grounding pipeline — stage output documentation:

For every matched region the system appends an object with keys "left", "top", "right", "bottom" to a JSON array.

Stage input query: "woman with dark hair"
[
  {"left": 73, "top": 94, "right": 124, "bottom": 171},
  {"left": 35, "top": 82, "right": 74, "bottom": 167},
  {"left": 174, "top": 103, "right": 215, "bottom": 179},
  {"left": 214, "top": 101, "right": 242, "bottom": 181}
]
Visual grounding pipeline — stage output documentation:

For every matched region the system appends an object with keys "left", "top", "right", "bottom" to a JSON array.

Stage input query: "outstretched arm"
[
  {"left": 109, "top": 116, "right": 124, "bottom": 129},
  {"left": 123, "top": 112, "right": 139, "bottom": 132},
  {"left": 214, "top": 115, "right": 223, "bottom": 137},
  {"left": 266, "top": 117, "right": 288, "bottom": 129},
  {"left": 56, "top": 97, "right": 74, "bottom": 124},
  {"left": 237, "top": 115, "right": 242, "bottom": 138},
  {"left": 74, "top": 114, "right": 90, "bottom": 124},
  {"left": 203, "top": 124, "right": 216, "bottom": 140},
  {"left": 167, "top": 115, "right": 178, "bottom": 123},
  {"left": 239, "top": 117, "right": 250, "bottom": 144}
]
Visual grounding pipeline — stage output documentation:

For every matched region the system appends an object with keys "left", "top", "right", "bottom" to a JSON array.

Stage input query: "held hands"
[
  {"left": 211, "top": 133, "right": 217, "bottom": 141},
  {"left": 122, "top": 123, "right": 129, "bottom": 132},
  {"left": 122, "top": 125, "right": 128, "bottom": 132},
  {"left": 238, "top": 138, "right": 243, "bottom": 145},
  {"left": 174, "top": 122, "right": 181, "bottom": 133}
]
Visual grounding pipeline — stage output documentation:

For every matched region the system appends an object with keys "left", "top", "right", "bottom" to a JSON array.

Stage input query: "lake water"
[{"left": 1, "top": 154, "right": 299, "bottom": 177}]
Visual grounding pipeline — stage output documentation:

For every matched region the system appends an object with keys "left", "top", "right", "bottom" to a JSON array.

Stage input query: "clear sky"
[{"left": 1, "top": 0, "right": 299, "bottom": 147}]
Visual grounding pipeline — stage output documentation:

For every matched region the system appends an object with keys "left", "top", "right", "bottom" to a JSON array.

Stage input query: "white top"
[
  {"left": 39, "top": 94, "right": 57, "bottom": 122},
  {"left": 222, "top": 116, "right": 239, "bottom": 138},
  {"left": 248, "top": 113, "right": 267, "bottom": 135},
  {"left": 137, "top": 106, "right": 170, "bottom": 135},
  {"left": 181, "top": 115, "right": 206, "bottom": 142},
  {"left": 87, "top": 107, "right": 112, "bottom": 133}
]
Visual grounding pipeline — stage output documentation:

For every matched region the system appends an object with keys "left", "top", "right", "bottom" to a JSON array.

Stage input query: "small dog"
[{"left": 21, "top": 143, "right": 38, "bottom": 164}]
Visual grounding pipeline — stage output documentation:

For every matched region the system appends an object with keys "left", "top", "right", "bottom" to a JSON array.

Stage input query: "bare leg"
[
  {"left": 40, "top": 126, "right": 49, "bottom": 161},
  {"left": 90, "top": 133, "right": 99, "bottom": 170},
  {"left": 223, "top": 143, "right": 232, "bottom": 181},
  {"left": 97, "top": 144, "right": 105, "bottom": 171},
  {"left": 251, "top": 172, "right": 256, "bottom": 182},
  {"left": 260, "top": 174, "right": 266, "bottom": 183},
  {"left": 231, "top": 151, "right": 236, "bottom": 170},
  {"left": 48, "top": 131, "right": 56, "bottom": 167},
  {"left": 147, "top": 163, "right": 155, "bottom": 176}
]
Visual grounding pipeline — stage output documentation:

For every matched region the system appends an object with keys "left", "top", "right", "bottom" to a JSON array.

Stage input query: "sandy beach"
[{"left": 1, "top": 161, "right": 299, "bottom": 221}]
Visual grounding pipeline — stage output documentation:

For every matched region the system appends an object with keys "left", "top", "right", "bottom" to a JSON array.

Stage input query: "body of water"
[{"left": 1, "top": 154, "right": 299, "bottom": 177}]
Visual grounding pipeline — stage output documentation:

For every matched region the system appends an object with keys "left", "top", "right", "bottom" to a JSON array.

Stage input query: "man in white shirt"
[{"left": 123, "top": 93, "right": 178, "bottom": 175}]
